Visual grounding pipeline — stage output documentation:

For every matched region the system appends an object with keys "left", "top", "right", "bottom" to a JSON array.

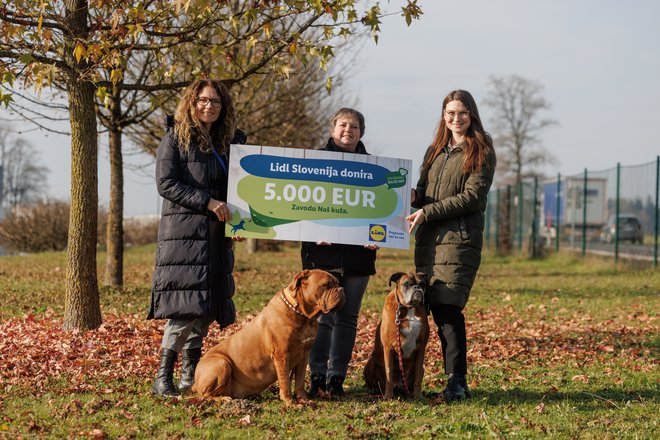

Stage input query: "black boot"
[
  {"left": 443, "top": 373, "right": 470, "bottom": 402},
  {"left": 151, "top": 348, "right": 180, "bottom": 397},
  {"left": 327, "top": 375, "right": 345, "bottom": 398},
  {"left": 178, "top": 348, "right": 202, "bottom": 394},
  {"left": 308, "top": 373, "right": 326, "bottom": 398}
]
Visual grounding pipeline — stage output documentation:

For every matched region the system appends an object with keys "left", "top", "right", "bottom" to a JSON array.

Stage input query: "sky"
[{"left": 2, "top": 0, "right": 659, "bottom": 216}]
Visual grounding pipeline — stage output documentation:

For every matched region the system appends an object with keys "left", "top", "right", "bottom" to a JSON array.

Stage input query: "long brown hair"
[
  {"left": 421, "top": 90, "right": 493, "bottom": 179},
  {"left": 173, "top": 79, "right": 236, "bottom": 154}
]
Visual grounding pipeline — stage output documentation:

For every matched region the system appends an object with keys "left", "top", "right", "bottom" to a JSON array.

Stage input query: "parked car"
[{"left": 599, "top": 214, "right": 644, "bottom": 243}]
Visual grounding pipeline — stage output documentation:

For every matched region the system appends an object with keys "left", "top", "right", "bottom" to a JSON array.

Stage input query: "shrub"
[
  {"left": 124, "top": 217, "right": 159, "bottom": 246},
  {"left": 0, "top": 200, "right": 118, "bottom": 253},
  {"left": 0, "top": 199, "right": 70, "bottom": 253}
]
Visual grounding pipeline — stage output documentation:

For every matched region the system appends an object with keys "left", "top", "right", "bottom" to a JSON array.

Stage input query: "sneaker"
[
  {"left": 443, "top": 373, "right": 470, "bottom": 402},
  {"left": 327, "top": 375, "right": 345, "bottom": 398},
  {"left": 308, "top": 373, "right": 326, "bottom": 398}
]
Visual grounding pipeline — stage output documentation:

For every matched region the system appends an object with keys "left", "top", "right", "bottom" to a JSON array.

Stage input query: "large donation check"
[{"left": 225, "top": 144, "right": 412, "bottom": 249}]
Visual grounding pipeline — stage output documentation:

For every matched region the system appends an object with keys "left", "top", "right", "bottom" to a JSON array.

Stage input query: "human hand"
[
  {"left": 316, "top": 241, "right": 331, "bottom": 246},
  {"left": 364, "top": 244, "right": 380, "bottom": 250},
  {"left": 208, "top": 198, "right": 230, "bottom": 222},
  {"left": 232, "top": 236, "right": 246, "bottom": 242},
  {"left": 406, "top": 209, "right": 424, "bottom": 234}
]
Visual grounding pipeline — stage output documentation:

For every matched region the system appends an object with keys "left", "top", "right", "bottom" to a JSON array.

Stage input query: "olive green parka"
[{"left": 412, "top": 141, "right": 496, "bottom": 309}]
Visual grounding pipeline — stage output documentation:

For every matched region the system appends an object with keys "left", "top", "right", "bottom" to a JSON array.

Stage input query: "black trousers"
[{"left": 429, "top": 304, "right": 467, "bottom": 375}]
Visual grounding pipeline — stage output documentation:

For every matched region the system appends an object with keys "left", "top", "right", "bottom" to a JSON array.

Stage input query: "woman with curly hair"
[
  {"left": 407, "top": 90, "right": 496, "bottom": 402},
  {"left": 148, "top": 79, "right": 244, "bottom": 397}
]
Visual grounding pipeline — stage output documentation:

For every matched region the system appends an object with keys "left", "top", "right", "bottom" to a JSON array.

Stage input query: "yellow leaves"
[
  {"left": 73, "top": 42, "right": 87, "bottom": 64},
  {"left": 288, "top": 41, "right": 298, "bottom": 55},
  {"left": 110, "top": 68, "right": 123, "bottom": 85},
  {"left": 247, "top": 36, "right": 258, "bottom": 49},
  {"left": 263, "top": 22, "right": 272, "bottom": 39},
  {"left": 96, "top": 86, "right": 111, "bottom": 108},
  {"left": 279, "top": 64, "right": 291, "bottom": 79},
  {"left": 401, "top": 0, "right": 423, "bottom": 27},
  {"left": 324, "top": 76, "right": 332, "bottom": 94}
]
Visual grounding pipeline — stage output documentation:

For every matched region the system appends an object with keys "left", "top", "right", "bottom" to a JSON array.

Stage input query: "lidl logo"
[{"left": 369, "top": 224, "right": 387, "bottom": 242}]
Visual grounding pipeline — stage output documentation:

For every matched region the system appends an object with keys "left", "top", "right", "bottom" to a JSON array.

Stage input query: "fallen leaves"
[{"left": 0, "top": 301, "right": 656, "bottom": 397}]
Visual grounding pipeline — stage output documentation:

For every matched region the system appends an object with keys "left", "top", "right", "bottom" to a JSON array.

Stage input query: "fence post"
[
  {"left": 615, "top": 162, "right": 621, "bottom": 265},
  {"left": 654, "top": 156, "right": 659, "bottom": 268},
  {"left": 495, "top": 187, "right": 500, "bottom": 254},
  {"left": 556, "top": 173, "right": 561, "bottom": 252},
  {"left": 582, "top": 168, "right": 588, "bottom": 256},
  {"left": 485, "top": 192, "right": 491, "bottom": 248},
  {"left": 532, "top": 176, "right": 539, "bottom": 258},
  {"left": 516, "top": 179, "right": 523, "bottom": 253}
]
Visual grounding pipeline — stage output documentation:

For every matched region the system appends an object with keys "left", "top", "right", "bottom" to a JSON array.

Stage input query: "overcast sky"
[{"left": 2, "top": 0, "right": 659, "bottom": 216}]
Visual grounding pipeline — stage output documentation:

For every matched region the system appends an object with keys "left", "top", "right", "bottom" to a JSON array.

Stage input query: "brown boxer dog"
[
  {"left": 363, "top": 271, "right": 429, "bottom": 399},
  {"left": 193, "top": 269, "right": 345, "bottom": 405}
]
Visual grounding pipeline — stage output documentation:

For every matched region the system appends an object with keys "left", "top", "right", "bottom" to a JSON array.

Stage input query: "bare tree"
[
  {"left": 0, "top": 125, "right": 49, "bottom": 208},
  {"left": 484, "top": 75, "right": 558, "bottom": 185}
]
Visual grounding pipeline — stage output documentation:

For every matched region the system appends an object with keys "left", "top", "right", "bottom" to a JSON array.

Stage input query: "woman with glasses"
[
  {"left": 148, "top": 79, "right": 245, "bottom": 397},
  {"left": 406, "top": 90, "right": 496, "bottom": 402}
]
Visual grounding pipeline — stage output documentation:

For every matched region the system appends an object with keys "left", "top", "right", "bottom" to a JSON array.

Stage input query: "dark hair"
[
  {"left": 421, "top": 90, "right": 493, "bottom": 178},
  {"left": 173, "top": 79, "right": 237, "bottom": 154},
  {"left": 330, "top": 108, "right": 365, "bottom": 137}
]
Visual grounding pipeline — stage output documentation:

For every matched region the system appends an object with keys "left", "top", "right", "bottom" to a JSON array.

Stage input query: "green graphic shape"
[
  {"left": 237, "top": 176, "right": 398, "bottom": 223},
  {"left": 224, "top": 210, "right": 277, "bottom": 239},
  {"left": 386, "top": 168, "right": 408, "bottom": 189}
]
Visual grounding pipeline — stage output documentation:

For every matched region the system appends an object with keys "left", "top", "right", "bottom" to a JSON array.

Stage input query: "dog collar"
[{"left": 281, "top": 289, "right": 306, "bottom": 318}]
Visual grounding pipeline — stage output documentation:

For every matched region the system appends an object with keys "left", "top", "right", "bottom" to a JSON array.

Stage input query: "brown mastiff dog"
[
  {"left": 193, "top": 269, "right": 345, "bottom": 404},
  {"left": 363, "top": 271, "right": 429, "bottom": 399}
]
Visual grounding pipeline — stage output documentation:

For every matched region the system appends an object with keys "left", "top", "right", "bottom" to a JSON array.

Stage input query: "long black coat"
[
  {"left": 148, "top": 130, "right": 236, "bottom": 327},
  {"left": 300, "top": 138, "right": 377, "bottom": 277}
]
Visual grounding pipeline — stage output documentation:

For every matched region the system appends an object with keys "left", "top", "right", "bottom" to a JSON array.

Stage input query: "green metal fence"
[{"left": 485, "top": 156, "right": 660, "bottom": 267}]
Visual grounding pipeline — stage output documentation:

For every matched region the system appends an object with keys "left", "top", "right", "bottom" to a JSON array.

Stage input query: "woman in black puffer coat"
[
  {"left": 148, "top": 79, "right": 245, "bottom": 397},
  {"left": 301, "top": 108, "right": 379, "bottom": 398}
]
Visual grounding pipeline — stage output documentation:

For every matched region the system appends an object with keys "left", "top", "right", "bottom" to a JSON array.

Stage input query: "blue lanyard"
[{"left": 211, "top": 147, "right": 228, "bottom": 176}]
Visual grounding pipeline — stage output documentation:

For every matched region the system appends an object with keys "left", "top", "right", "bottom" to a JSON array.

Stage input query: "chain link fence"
[{"left": 485, "top": 157, "right": 660, "bottom": 267}]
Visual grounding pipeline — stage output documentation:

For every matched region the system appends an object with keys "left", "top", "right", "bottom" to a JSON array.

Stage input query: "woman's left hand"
[
  {"left": 364, "top": 244, "right": 380, "bottom": 251},
  {"left": 406, "top": 209, "right": 424, "bottom": 233},
  {"left": 231, "top": 236, "right": 246, "bottom": 242}
]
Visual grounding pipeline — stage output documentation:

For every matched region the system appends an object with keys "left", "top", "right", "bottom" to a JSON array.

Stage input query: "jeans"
[
  {"left": 309, "top": 275, "right": 370, "bottom": 379},
  {"left": 161, "top": 316, "right": 215, "bottom": 352}
]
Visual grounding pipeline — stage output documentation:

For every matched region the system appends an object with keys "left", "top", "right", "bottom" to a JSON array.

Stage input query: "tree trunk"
[
  {"left": 104, "top": 91, "right": 124, "bottom": 287},
  {"left": 64, "top": 77, "right": 102, "bottom": 330},
  {"left": 63, "top": 0, "right": 102, "bottom": 331}
]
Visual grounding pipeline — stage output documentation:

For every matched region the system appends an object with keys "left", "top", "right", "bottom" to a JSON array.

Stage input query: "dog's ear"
[
  {"left": 289, "top": 270, "right": 311, "bottom": 291},
  {"left": 389, "top": 272, "right": 405, "bottom": 286}
]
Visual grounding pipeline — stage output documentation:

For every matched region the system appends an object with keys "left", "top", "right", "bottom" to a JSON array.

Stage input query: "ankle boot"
[
  {"left": 327, "top": 375, "right": 345, "bottom": 398},
  {"left": 308, "top": 373, "right": 326, "bottom": 398},
  {"left": 178, "top": 348, "right": 202, "bottom": 394},
  {"left": 151, "top": 348, "right": 180, "bottom": 397},
  {"left": 443, "top": 373, "right": 470, "bottom": 402}
]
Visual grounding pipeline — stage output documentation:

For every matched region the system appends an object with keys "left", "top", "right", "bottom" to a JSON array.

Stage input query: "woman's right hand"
[
  {"left": 208, "top": 198, "right": 230, "bottom": 222},
  {"left": 406, "top": 209, "right": 424, "bottom": 234}
]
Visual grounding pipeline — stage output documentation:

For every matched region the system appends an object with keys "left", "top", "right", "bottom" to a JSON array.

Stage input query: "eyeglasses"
[
  {"left": 444, "top": 110, "right": 470, "bottom": 120},
  {"left": 196, "top": 97, "right": 222, "bottom": 108}
]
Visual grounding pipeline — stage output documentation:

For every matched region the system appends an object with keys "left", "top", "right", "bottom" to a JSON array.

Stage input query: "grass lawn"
[{"left": 0, "top": 243, "right": 658, "bottom": 439}]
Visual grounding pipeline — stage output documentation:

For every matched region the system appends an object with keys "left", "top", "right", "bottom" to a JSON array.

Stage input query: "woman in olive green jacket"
[{"left": 407, "top": 90, "right": 496, "bottom": 402}]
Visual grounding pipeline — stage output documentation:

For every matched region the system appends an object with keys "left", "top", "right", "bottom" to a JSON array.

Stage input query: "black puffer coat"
[
  {"left": 300, "top": 138, "right": 377, "bottom": 277},
  {"left": 148, "top": 129, "right": 240, "bottom": 327}
]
